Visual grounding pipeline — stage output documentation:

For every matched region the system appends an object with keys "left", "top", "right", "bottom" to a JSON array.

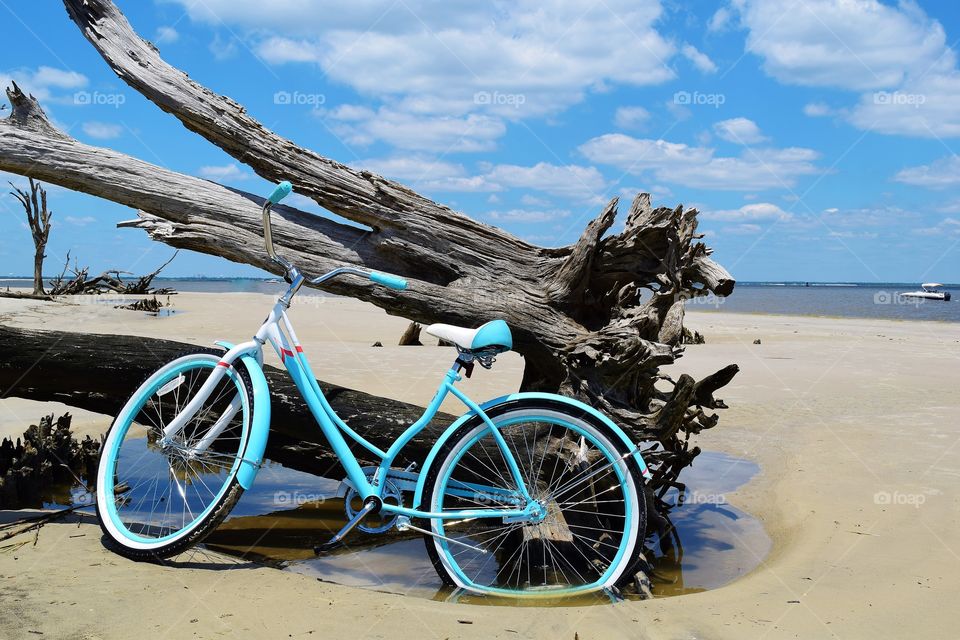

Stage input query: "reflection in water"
[
  {"left": 43, "top": 447, "right": 766, "bottom": 602},
  {"left": 30, "top": 482, "right": 94, "bottom": 512},
  {"left": 200, "top": 450, "right": 769, "bottom": 602},
  {"left": 644, "top": 451, "right": 770, "bottom": 597}
]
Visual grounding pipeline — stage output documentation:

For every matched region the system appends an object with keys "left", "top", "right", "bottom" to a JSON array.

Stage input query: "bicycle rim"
[
  {"left": 97, "top": 354, "right": 251, "bottom": 549},
  {"left": 428, "top": 409, "right": 641, "bottom": 597}
]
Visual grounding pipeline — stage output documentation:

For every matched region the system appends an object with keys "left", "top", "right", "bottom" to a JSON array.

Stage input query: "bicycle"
[{"left": 96, "top": 181, "right": 652, "bottom": 597}]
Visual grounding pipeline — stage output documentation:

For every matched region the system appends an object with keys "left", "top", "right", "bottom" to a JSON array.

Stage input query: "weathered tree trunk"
[
  {"left": 0, "top": 0, "right": 739, "bottom": 500},
  {"left": 9, "top": 178, "right": 51, "bottom": 295},
  {"left": 0, "top": 325, "right": 454, "bottom": 478}
]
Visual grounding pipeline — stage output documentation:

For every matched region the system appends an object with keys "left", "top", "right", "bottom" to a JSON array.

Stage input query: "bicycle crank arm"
[{"left": 396, "top": 517, "right": 487, "bottom": 554}]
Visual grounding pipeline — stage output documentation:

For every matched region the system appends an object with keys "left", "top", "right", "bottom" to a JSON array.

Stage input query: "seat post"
[{"left": 452, "top": 350, "right": 476, "bottom": 378}]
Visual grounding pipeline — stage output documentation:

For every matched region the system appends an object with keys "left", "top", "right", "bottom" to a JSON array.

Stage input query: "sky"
[{"left": 1, "top": 0, "right": 959, "bottom": 283}]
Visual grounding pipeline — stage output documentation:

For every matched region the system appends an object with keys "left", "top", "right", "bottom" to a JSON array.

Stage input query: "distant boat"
[{"left": 901, "top": 283, "right": 951, "bottom": 301}]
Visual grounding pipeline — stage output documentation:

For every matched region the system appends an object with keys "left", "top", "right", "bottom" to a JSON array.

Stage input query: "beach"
[{"left": 1, "top": 292, "right": 959, "bottom": 639}]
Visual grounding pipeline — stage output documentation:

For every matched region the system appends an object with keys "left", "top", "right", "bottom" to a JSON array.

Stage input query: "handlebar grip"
[
  {"left": 267, "top": 181, "right": 293, "bottom": 205},
  {"left": 369, "top": 271, "right": 407, "bottom": 290}
]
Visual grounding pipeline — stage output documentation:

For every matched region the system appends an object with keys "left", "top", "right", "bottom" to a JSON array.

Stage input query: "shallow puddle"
[
  {"left": 31, "top": 449, "right": 768, "bottom": 603},
  {"left": 201, "top": 451, "right": 769, "bottom": 602}
]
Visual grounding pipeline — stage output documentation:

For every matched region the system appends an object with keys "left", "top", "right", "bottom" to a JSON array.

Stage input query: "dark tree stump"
[{"left": 398, "top": 322, "right": 423, "bottom": 346}]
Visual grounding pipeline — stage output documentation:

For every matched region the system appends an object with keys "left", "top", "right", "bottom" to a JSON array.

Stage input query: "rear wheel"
[
  {"left": 421, "top": 400, "right": 646, "bottom": 597},
  {"left": 95, "top": 350, "right": 253, "bottom": 560}
]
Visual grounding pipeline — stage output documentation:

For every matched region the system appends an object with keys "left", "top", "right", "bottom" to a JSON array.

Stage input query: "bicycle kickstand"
[{"left": 314, "top": 498, "right": 379, "bottom": 554}]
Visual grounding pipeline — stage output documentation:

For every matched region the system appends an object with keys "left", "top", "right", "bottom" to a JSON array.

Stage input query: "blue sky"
[{"left": 1, "top": 0, "right": 959, "bottom": 283}]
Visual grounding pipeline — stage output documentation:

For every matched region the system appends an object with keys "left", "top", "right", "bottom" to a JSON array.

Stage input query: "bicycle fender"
[
  {"left": 412, "top": 391, "right": 651, "bottom": 509},
  {"left": 216, "top": 341, "right": 271, "bottom": 490}
]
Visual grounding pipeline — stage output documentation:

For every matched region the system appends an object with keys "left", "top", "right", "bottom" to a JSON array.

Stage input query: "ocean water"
[
  {"left": 3, "top": 278, "right": 957, "bottom": 322},
  {"left": 685, "top": 282, "right": 958, "bottom": 323},
  {"left": 0, "top": 277, "right": 324, "bottom": 296}
]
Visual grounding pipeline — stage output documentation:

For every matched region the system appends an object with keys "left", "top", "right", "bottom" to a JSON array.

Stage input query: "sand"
[{"left": 1, "top": 293, "right": 959, "bottom": 639}]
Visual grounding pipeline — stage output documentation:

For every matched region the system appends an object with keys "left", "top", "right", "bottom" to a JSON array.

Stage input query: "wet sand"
[{"left": 1, "top": 293, "right": 959, "bottom": 638}]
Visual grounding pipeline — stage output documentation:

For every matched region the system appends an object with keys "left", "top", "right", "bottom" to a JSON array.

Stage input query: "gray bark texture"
[{"left": 0, "top": 0, "right": 739, "bottom": 501}]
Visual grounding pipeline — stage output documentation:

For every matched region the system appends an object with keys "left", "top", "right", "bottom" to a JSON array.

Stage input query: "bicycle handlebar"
[
  {"left": 267, "top": 181, "right": 292, "bottom": 205},
  {"left": 369, "top": 271, "right": 408, "bottom": 290},
  {"left": 261, "top": 181, "right": 407, "bottom": 293}
]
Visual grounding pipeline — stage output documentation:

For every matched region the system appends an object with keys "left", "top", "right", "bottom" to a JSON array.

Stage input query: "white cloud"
[
  {"left": 64, "top": 215, "right": 96, "bottom": 226},
  {"left": 421, "top": 175, "right": 502, "bottom": 192},
  {"left": 736, "top": 0, "right": 960, "bottom": 138},
  {"left": 258, "top": 37, "right": 320, "bottom": 64},
  {"left": 488, "top": 209, "right": 571, "bottom": 223},
  {"left": 81, "top": 121, "right": 123, "bottom": 140},
  {"left": 849, "top": 74, "right": 960, "bottom": 138},
  {"left": 154, "top": 26, "right": 179, "bottom": 44},
  {"left": 708, "top": 7, "right": 733, "bottom": 32},
  {"left": 0, "top": 66, "right": 88, "bottom": 103},
  {"left": 171, "top": 0, "right": 677, "bottom": 121},
  {"left": 913, "top": 217, "right": 960, "bottom": 236},
  {"left": 614, "top": 106, "right": 650, "bottom": 130},
  {"left": 681, "top": 44, "right": 717, "bottom": 74},
  {"left": 893, "top": 156, "right": 960, "bottom": 188},
  {"left": 735, "top": 0, "right": 950, "bottom": 91},
  {"left": 803, "top": 102, "right": 832, "bottom": 117},
  {"left": 321, "top": 105, "right": 505, "bottom": 152},
  {"left": 349, "top": 157, "right": 605, "bottom": 200},
  {"left": 31, "top": 67, "right": 87, "bottom": 90},
  {"left": 701, "top": 202, "right": 791, "bottom": 222},
  {"left": 579, "top": 135, "right": 713, "bottom": 168},
  {"left": 198, "top": 163, "right": 250, "bottom": 181},
  {"left": 936, "top": 200, "right": 960, "bottom": 214},
  {"left": 485, "top": 162, "right": 608, "bottom": 202},
  {"left": 168, "top": 1, "right": 488, "bottom": 32},
  {"left": 828, "top": 230, "right": 879, "bottom": 239},
  {"left": 713, "top": 117, "right": 767, "bottom": 144},
  {"left": 578, "top": 133, "right": 819, "bottom": 191}
]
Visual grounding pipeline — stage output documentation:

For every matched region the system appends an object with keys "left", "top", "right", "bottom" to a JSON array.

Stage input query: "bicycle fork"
[{"left": 158, "top": 346, "right": 252, "bottom": 453}]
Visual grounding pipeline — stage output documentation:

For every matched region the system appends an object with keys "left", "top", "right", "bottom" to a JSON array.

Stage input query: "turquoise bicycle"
[{"left": 95, "top": 181, "right": 651, "bottom": 597}]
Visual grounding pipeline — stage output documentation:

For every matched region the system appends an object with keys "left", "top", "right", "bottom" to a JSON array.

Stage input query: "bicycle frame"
[{"left": 163, "top": 277, "right": 540, "bottom": 524}]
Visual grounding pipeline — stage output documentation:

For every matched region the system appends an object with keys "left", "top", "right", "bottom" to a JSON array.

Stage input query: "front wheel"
[
  {"left": 421, "top": 400, "right": 646, "bottom": 597},
  {"left": 96, "top": 349, "right": 254, "bottom": 560}
]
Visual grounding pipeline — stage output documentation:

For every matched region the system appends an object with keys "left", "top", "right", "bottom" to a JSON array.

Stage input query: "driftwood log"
[
  {"left": 48, "top": 250, "right": 178, "bottom": 296},
  {"left": 0, "top": 0, "right": 739, "bottom": 504},
  {"left": 0, "top": 325, "right": 454, "bottom": 479}
]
